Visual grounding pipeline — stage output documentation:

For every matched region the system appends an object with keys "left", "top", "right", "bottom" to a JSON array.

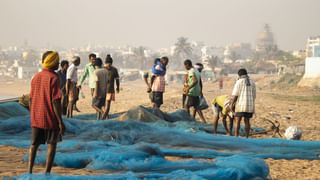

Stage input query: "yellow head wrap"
[{"left": 42, "top": 51, "right": 59, "bottom": 69}]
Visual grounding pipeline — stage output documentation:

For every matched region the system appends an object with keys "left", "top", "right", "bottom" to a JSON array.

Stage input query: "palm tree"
[
  {"left": 173, "top": 37, "right": 193, "bottom": 67},
  {"left": 133, "top": 46, "right": 146, "bottom": 70}
]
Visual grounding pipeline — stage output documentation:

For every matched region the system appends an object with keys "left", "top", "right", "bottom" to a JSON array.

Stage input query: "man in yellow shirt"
[{"left": 212, "top": 95, "right": 234, "bottom": 135}]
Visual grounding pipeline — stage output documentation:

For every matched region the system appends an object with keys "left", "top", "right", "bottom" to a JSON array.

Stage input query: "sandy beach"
[{"left": 0, "top": 76, "right": 320, "bottom": 179}]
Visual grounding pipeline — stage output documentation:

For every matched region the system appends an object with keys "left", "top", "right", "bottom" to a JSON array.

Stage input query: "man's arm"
[
  {"left": 61, "top": 85, "right": 66, "bottom": 93},
  {"left": 77, "top": 65, "right": 89, "bottom": 87},
  {"left": 143, "top": 74, "right": 151, "bottom": 89},
  {"left": 114, "top": 68, "right": 120, "bottom": 93},
  {"left": 150, "top": 75, "right": 156, "bottom": 88},
  {"left": 200, "top": 78, "right": 203, "bottom": 96},
  {"left": 187, "top": 75, "right": 198, "bottom": 92},
  {"left": 231, "top": 81, "right": 240, "bottom": 113},
  {"left": 230, "top": 96, "right": 238, "bottom": 113},
  {"left": 66, "top": 79, "right": 71, "bottom": 95},
  {"left": 52, "top": 99, "right": 65, "bottom": 136},
  {"left": 116, "top": 78, "right": 120, "bottom": 93}
]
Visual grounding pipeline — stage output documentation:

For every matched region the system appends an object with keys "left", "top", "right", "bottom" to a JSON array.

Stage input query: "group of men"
[
  {"left": 144, "top": 58, "right": 256, "bottom": 138},
  {"left": 56, "top": 53, "right": 120, "bottom": 119},
  {"left": 28, "top": 50, "right": 255, "bottom": 174},
  {"left": 28, "top": 51, "right": 120, "bottom": 174}
]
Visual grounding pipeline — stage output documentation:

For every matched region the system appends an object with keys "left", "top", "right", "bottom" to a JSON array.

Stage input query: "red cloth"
[{"left": 30, "top": 68, "right": 62, "bottom": 129}]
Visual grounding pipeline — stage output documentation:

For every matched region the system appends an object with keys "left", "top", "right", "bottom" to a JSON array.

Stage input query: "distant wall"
[{"left": 298, "top": 57, "right": 320, "bottom": 87}]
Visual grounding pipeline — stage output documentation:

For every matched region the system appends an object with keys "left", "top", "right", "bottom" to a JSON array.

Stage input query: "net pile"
[{"left": 1, "top": 102, "right": 319, "bottom": 179}]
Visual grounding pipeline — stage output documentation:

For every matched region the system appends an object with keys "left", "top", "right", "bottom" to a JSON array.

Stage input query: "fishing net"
[{"left": 0, "top": 102, "right": 319, "bottom": 179}]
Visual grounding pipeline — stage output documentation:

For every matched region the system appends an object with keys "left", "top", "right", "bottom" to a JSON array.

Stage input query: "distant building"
[
  {"left": 313, "top": 45, "right": 320, "bottom": 57},
  {"left": 201, "top": 46, "right": 224, "bottom": 58},
  {"left": 306, "top": 36, "right": 320, "bottom": 57},
  {"left": 256, "top": 24, "right": 276, "bottom": 52},
  {"left": 224, "top": 43, "right": 252, "bottom": 63},
  {"left": 292, "top": 50, "right": 306, "bottom": 58},
  {"left": 298, "top": 57, "right": 320, "bottom": 88},
  {"left": 201, "top": 46, "right": 224, "bottom": 67}
]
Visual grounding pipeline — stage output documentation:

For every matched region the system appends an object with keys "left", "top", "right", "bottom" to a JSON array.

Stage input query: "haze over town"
[{"left": 0, "top": 0, "right": 320, "bottom": 50}]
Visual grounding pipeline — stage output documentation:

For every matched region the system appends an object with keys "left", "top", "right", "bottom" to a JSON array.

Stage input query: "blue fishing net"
[{"left": 0, "top": 102, "right": 319, "bottom": 179}]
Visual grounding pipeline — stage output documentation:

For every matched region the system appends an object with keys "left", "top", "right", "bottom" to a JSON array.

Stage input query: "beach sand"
[{"left": 0, "top": 76, "right": 319, "bottom": 179}]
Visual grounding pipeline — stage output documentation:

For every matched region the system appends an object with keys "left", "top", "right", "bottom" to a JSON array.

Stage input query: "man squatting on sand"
[
  {"left": 212, "top": 95, "right": 234, "bottom": 135},
  {"left": 28, "top": 51, "right": 65, "bottom": 174}
]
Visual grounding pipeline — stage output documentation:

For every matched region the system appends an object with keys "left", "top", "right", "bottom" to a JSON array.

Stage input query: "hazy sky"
[{"left": 0, "top": 0, "right": 319, "bottom": 50}]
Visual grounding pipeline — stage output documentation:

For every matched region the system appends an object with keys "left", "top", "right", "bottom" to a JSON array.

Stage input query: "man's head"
[
  {"left": 154, "top": 58, "right": 160, "bottom": 65},
  {"left": 105, "top": 54, "right": 113, "bottom": 69},
  {"left": 195, "top": 63, "right": 204, "bottom": 72},
  {"left": 95, "top": 57, "right": 102, "bottom": 68},
  {"left": 72, "top": 56, "right": 81, "bottom": 66},
  {"left": 160, "top": 56, "right": 169, "bottom": 66},
  {"left": 60, "top": 60, "right": 69, "bottom": 71},
  {"left": 42, "top": 51, "right": 60, "bottom": 71},
  {"left": 184, "top": 59, "right": 192, "bottom": 70},
  {"left": 89, "top": 53, "right": 96, "bottom": 65},
  {"left": 238, "top": 68, "right": 248, "bottom": 76}
]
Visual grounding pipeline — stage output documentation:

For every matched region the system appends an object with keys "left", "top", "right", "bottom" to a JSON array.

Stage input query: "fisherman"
[
  {"left": 193, "top": 63, "right": 206, "bottom": 123},
  {"left": 212, "top": 95, "right": 234, "bottom": 135},
  {"left": 231, "top": 68, "right": 256, "bottom": 138},
  {"left": 143, "top": 58, "right": 160, "bottom": 102},
  {"left": 28, "top": 51, "right": 65, "bottom": 174},
  {"left": 92, "top": 58, "right": 108, "bottom": 120},
  {"left": 150, "top": 57, "right": 169, "bottom": 108},
  {"left": 183, "top": 60, "right": 202, "bottom": 120},
  {"left": 57, "top": 60, "right": 69, "bottom": 115},
  {"left": 102, "top": 54, "right": 120, "bottom": 119},
  {"left": 66, "top": 56, "right": 81, "bottom": 118},
  {"left": 77, "top": 53, "right": 97, "bottom": 111}
]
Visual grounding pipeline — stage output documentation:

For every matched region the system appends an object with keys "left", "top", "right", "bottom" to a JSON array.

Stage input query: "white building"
[
  {"left": 306, "top": 36, "right": 320, "bottom": 57},
  {"left": 298, "top": 57, "right": 320, "bottom": 87}
]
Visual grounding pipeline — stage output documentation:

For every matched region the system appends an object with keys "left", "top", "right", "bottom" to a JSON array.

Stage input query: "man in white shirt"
[
  {"left": 66, "top": 56, "right": 81, "bottom": 118},
  {"left": 231, "top": 68, "right": 256, "bottom": 138}
]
